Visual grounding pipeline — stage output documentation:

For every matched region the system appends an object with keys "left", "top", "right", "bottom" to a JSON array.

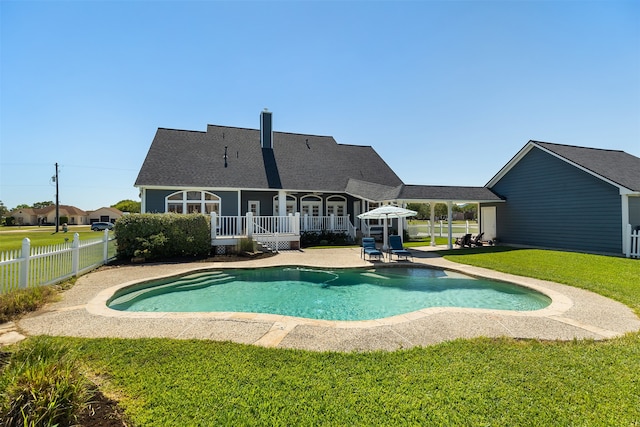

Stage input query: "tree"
[
  {"left": 112, "top": 199, "right": 141, "bottom": 213},
  {"left": 15, "top": 204, "right": 30, "bottom": 209},
  {"left": 406, "top": 203, "right": 430, "bottom": 220},
  {"left": 32, "top": 201, "right": 54, "bottom": 209},
  {"left": 0, "top": 200, "right": 7, "bottom": 217}
]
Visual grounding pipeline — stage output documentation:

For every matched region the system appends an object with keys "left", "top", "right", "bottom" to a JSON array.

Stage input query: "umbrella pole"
[{"left": 382, "top": 216, "right": 389, "bottom": 252}]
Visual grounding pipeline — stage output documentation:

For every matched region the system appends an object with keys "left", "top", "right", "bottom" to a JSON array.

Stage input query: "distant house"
[
  {"left": 481, "top": 141, "right": 640, "bottom": 255},
  {"left": 8, "top": 205, "right": 124, "bottom": 226},
  {"left": 87, "top": 207, "right": 124, "bottom": 224}
]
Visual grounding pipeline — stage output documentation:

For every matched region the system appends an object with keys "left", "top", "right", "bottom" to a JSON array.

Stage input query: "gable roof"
[
  {"left": 135, "top": 124, "right": 404, "bottom": 192},
  {"left": 487, "top": 140, "right": 640, "bottom": 192}
]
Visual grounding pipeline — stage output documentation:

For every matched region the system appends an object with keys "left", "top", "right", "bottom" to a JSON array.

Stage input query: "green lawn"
[
  {"left": 440, "top": 247, "right": 640, "bottom": 314},
  {"left": 4, "top": 248, "right": 640, "bottom": 426},
  {"left": 0, "top": 226, "right": 112, "bottom": 251}
]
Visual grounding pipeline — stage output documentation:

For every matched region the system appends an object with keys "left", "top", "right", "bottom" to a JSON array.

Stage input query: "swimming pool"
[{"left": 107, "top": 267, "right": 551, "bottom": 321}]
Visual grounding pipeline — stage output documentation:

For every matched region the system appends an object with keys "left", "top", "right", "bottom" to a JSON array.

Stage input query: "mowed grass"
[
  {"left": 50, "top": 333, "right": 640, "bottom": 426},
  {"left": 441, "top": 247, "right": 640, "bottom": 314},
  {"left": 0, "top": 226, "right": 111, "bottom": 251},
  {"left": 6, "top": 248, "right": 640, "bottom": 425}
]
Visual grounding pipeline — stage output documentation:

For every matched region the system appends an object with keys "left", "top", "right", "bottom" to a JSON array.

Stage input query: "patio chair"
[
  {"left": 455, "top": 234, "right": 472, "bottom": 247},
  {"left": 470, "top": 232, "right": 484, "bottom": 247},
  {"left": 388, "top": 235, "right": 412, "bottom": 261},
  {"left": 361, "top": 237, "right": 383, "bottom": 261}
]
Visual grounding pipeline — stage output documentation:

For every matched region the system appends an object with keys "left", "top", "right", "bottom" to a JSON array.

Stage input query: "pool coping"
[{"left": 15, "top": 247, "right": 640, "bottom": 352}]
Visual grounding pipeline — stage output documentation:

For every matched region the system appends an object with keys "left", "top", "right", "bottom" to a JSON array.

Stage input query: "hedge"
[{"left": 115, "top": 213, "right": 211, "bottom": 260}]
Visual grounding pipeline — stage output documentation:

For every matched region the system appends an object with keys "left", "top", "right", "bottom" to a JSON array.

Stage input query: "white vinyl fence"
[
  {"left": 627, "top": 225, "right": 640, "bottom": 259},
  {"left": 0, "top": 231, "right": 116, "bottom": 294},
  {"left": 407, "top": 220, "right": 479, "bottom": 239}
]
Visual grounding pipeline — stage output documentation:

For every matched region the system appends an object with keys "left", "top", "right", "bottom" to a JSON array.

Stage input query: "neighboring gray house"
[{"left": 482, "top": 141, "right": 640, "bottom": 255}]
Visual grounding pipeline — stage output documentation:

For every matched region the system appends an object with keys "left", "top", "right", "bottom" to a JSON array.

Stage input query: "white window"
[
  {"left": 326, "top": 195, "right": 347, "bottom": 217},
  {"left": 166, "top": 191, "right": 220, "bottom": 215},
  {"left": 273, "top": 195, "right": 297, "bottom": 215},
  {"left": 248, "top": 200, "right": 260, "bottom": 215},
  {"left": 301, "top": 195, "right": 323, "bottom": 217}
]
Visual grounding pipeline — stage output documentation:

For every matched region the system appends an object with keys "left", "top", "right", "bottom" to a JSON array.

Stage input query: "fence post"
[
  {"left": 466, "top": 220, "right": 469, "bottom": 234},
  {"left": 72, "top": 233, "right": 80, "bottom": 276},
  {"left": 439, "top": 220, "right": 443, "bottom": 237},
  {"left": 210, "top": 212, "right": 217, "bottom": 243},
  {"left": 19, "top": 238, "right": 30, "bottom": 289},
  {"left": 103, "top": 229, "right": 109, "bottom": 262},
  {"left": 330, "top": 214, "right": 335, "bottom": 231}
]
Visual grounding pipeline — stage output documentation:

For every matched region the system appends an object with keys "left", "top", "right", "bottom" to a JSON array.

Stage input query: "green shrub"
[
  {"left": 301, "top": 231, "right": 352, "bottom": 247},
  {"left": 115, "top": 213, "right": 210, "bottom": 260},
  {"left": 0, "top": 337, "right": 92, "bottom": 426}
]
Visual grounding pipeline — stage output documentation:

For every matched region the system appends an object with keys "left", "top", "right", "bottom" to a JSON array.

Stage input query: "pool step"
[{"left": 109, "top": 272, "right": 234, "bottom": 307}]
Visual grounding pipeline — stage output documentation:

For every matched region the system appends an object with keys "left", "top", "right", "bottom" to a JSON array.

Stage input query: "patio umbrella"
[{"left": 358, "top": 205, "right": 417, "bottom": 250}]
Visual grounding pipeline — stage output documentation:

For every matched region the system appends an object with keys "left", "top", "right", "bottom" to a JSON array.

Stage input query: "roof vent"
[{"left": 260, "top": 109, "right": 273, "bottom": 149}]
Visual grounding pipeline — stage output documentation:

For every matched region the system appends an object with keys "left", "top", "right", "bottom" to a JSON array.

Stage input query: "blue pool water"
[{"left": 107, "top": 267, "right": 551, "bottom": 321}]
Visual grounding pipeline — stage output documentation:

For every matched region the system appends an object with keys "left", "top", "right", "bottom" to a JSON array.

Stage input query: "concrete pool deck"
[{"left": 7, "top": 246, "right": 640, "bottom": 352}]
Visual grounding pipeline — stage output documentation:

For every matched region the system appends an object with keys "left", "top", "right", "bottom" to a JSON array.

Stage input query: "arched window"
[
  {"left": 326, "top": 195, "right": 347, "bottom": 217},
  {"left": 273, "top": 194, "right": 297, "bottom": 215},
  {"left": 166, "top": 191, "right": 220, "bottom": 214},
  {"left": 300, "top": 195, "right": 322, "bottom": 217}
]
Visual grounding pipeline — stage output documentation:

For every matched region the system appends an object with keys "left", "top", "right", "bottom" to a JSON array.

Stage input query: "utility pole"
[{"left": 54, "top": 162, "right": 59, "bottom": 233}]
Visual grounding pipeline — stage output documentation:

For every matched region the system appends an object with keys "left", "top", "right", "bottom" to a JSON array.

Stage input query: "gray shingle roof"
[
  {"left": 397, "top": 185, "right": 503, "bottom": 202},
  {"left": 533, "top": 141, "right": 640, "bottom": 192},
  {"left": 135, "top": 125, "right": 404, "bottom": 192},
  {"left": 345, "top": 179, "right": 403, "bottom": 201}
]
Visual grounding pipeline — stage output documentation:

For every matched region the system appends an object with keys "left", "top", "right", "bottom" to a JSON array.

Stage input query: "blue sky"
[{"left": 1, "top": 0, "right": 639, "bottom": 211}]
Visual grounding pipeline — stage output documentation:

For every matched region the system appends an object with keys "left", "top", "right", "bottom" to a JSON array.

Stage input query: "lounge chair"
[
  {"left": 455, "top": 234, "right": 472, "bottom": 247},
  {"left": 361, "top": 237, "right": 383, "bottom": 261},
  {"left": 470, "top": 232, "right": 484, "bottom": 247},
  {"left": 388, "top": 235, "right": 412, "bottom": 261}
]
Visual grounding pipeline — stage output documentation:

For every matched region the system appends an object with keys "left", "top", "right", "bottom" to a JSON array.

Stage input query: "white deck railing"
[
  {"left": 210, "top": 213, "right": 355, "bottom": 241},
  {"left": 0, "top": 230, "right": 116, "bottom": 294}
]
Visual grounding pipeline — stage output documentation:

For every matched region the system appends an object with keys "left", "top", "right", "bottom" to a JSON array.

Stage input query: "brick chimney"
[{"left": 260, "top": 109, "right": 273, "bottom": 149}]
